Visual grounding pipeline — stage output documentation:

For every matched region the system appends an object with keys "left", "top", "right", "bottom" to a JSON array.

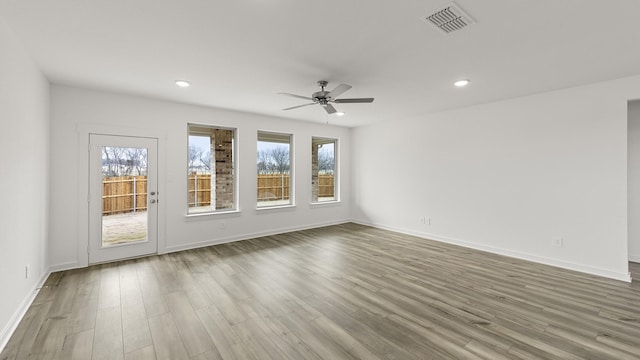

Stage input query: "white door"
[{"left": 89, "top": 134, "right": 158, "bottom": 264}]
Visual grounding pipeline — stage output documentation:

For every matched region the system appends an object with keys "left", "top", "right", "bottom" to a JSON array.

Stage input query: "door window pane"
[{"left": 101, "top": 146, "right": 148, "bottom": 246}]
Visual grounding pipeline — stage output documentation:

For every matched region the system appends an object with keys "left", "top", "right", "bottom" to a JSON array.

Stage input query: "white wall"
[
  {"left": 49, "top": 85, "right": 351, "bottom": 269},
  {"left": 0, "top": 18, "right": 50, "bottom": 348},
  {"left": 352, "top": 75, "right": 640, "bottom": 281},
  {"left": 628, "top": 100, "right": 640, "bottom": 263}
]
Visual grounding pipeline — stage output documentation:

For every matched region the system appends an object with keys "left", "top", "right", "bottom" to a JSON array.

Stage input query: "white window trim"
[{"left": 184, "top": 209, "right": 241, "bottom": 219}]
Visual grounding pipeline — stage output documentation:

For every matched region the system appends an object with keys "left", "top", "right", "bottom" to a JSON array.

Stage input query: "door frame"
[
  {"left": 88, "top": 134, "right": 158, "bottom": 264},
  {"left": 77, "top": 124, "right": 166, "bottom": 268}
]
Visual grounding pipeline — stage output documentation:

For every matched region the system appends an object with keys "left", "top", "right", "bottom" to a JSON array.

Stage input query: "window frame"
[
  {"left": 256, "top": 130, "right": 294, "bottom": 209},
  {"left": 311, "top": 136, "right": 338, "bottom": 204},
  {"left": 186, "top": 123, "right": 238, "bottom": 216}
]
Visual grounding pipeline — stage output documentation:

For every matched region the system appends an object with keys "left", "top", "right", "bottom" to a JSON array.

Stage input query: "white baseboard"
[
  {"left": 352, "top": 219, "right": 632, "bottom": 283},
  {"left": 48, "top": 261, "right": 80, "bottom": 273},
  {"left": 50, "top": 220, "right": 352, "bottom": 270},
  {"left": 630, "top": 254, "right": 640, "bottom": 263},
  {"left": 164, "top": 219, "right": 351, "bottom": 253},
  {"left": 0, "top": 269, "right": 51, "bottom": 353}
]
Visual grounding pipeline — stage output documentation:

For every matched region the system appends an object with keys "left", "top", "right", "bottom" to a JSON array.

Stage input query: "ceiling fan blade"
[
  {"left": 278, "top": 92, "right": 313, "bottom": 101},
  {"left": 323, "top": 103, "right": 338, "bottom": 114},
  {"left": 328, "top": 84, "right": 352, "bottom": 99},
  {"left": 283, "top": 103, "right": 315, "bottom": 111},
  {"left": 333, "top": 97, "right": 375, "bottom": 103}
]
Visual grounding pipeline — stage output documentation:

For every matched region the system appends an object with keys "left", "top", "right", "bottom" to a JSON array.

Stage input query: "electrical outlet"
[
  {"left": 420, "top": 217, "right": 426, "bottom": 224},
  {"left": 552, "top": 237, "right": 563, "bottom": 248}
]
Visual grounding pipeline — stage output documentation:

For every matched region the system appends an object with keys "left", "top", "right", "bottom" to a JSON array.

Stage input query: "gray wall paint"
[
  {"left": 628, "top": 100, "right": 640, "bottom": 262},
  {"left": 0, "top": 18, "right": 50, "bottom": 347},
  {"left": 352, "top": 75, "right": 640, "bottom": 281}
]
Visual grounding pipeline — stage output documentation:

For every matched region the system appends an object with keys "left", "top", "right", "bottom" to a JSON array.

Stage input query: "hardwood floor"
[{"left": 2, "top": 223, "right": 640, "bottom": 359}]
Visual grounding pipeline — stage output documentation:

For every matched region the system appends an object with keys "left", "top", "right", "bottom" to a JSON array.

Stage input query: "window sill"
[
  {"left": 256, "top": 204, "right": 296, "bottom": 212},
  {"left": 185, "top": 209, "right": 241, "bottom": 219},
  {"left": 310, "top": 200, "right": 341, "bottom": 207}
]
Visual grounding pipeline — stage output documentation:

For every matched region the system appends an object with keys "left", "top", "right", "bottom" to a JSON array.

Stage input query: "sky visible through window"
[
  {"left": 189, "top": 136, "right": 282, "bottom": 159},
  {"left": 189, "top": 135, "right": 209, "bottom": 152},
  {"left": 189, "top": 136, "right": 332, "bottom": 172}
]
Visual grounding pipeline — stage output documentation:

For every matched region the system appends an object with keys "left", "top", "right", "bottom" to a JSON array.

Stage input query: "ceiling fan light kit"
[
  {"left": 279, "top": 80, "right": 374, "bottom": 115},
  {"left": 454, "top": 79, "right": 470, "bottom": 87},
  {"left": 175, "top": 80, "right": 190, "bottom": 87}
]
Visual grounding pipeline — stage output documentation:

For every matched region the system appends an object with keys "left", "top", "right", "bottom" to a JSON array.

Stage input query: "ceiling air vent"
[{"left": 425, "top": 2, "right": 475, "bottom": 35}]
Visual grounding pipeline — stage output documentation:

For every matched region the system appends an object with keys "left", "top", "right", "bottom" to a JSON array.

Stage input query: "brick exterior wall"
[
  {"left": 311, "top": 142, "right": 319, "bottom": 202},
  {"left": 213, "top": 129, "right": 234, "bottom": 209}
]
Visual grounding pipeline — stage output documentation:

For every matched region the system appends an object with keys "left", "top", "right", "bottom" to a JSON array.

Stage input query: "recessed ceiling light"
[
  {"left": 454, "top": 79, "right": 470, "bottom": 87},
  {"left": 336, "top": 112, "right": 345, "bottom": 116},
  {"left": 175, "top": 80, "right": 190, "bottom": 88}
]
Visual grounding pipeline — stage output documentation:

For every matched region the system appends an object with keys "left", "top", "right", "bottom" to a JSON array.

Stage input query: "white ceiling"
[{"left": 1, "top": 0, "right": 640, "bottom": 127}]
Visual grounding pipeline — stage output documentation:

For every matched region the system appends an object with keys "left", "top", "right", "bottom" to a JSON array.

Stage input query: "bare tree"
[
  {"left": 270, "top": 147, "right": 290, "bottom": 174},
  {"left": 256, "top": 146, "right": 290, "bottom": 174},
  {"left": 113, "top": 147, "right": 128, "bottom": 175},
  {"left": 125, "top": 148, "right": 147, "bottom": 175},
  {"left": 318, "top": 147, "right": 334, "bottom": 174},
  {"left": 102, "top": 146, "right": 129, "bottom": 176},
  {"left": 102, "top": 147, "right": 113, "bottom": 176},
  {"left": 188, "top": 145, "right": 203, "bottom": 174},
  {"left": 257, "top": 150, "right": 271, "bottom": 174},
  {"left": 200, "top": 150, "right": 211, "bottom": 171},
  {"left": 188, "top": 145, "right": 213, "bottom": 174}
]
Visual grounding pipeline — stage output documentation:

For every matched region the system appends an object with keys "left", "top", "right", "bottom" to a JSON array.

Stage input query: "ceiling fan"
[{"left": 279, "top": 80, "right": 374, "bottom": 115}]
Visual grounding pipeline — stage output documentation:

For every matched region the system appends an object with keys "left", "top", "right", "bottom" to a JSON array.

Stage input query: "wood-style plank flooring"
[{"left": 2, "top": 223, "right": 640, "bottom": 359}]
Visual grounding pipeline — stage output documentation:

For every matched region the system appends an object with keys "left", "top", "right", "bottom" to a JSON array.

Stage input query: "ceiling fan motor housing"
[
  {"left": 314, "top": 80, "right": 331, "bottom": 101},
  {"left": 312, "top": 91, "right": 331, "bottom": 102}
]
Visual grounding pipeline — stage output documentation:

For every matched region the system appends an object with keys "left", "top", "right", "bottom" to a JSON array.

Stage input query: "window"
[
  {"left": 311, "top": 137, "right": 337, "bottom": 203},
  {"left": 187, "top": 124, "right": 236, "bottom": 214},
  {"left": 257, "top": 131, "right": 292, "bottom": 208}
]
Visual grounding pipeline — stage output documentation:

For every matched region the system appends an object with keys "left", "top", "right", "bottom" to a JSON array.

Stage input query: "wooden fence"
[
  {"left": 104, "top": 174, "right": 335, "bottom": 214},
  {"left": 189, "top": 174, "right": 335, "bottom": 206},
  {"left": 102, "top": 176, "right": 147, "bottom": 215},
  {"left": 188, "top": 174, "right": 212, "bottom": 207},
  {"left": 256, "top": 174, "right": 335, "bottom": 201},
  {"left": 317, "top": 175, "right": 335, "bottom": 199},
  {"left": 257, "top": 174, "right": 291, "bottom": 201}
]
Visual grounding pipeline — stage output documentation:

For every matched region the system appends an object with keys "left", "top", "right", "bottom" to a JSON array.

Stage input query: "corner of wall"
[{"left": 0, "top": 269, "right": 50, "bottom": 353}]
